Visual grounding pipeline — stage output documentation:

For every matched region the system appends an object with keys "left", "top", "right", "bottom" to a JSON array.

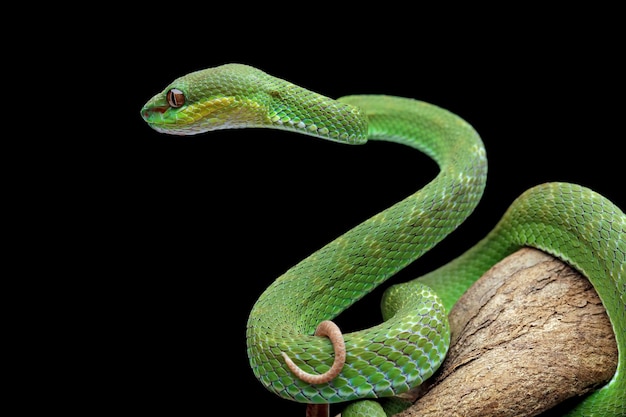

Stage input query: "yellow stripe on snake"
[{"left": 141, "top": 64, "right": 625, "bottom": 417}]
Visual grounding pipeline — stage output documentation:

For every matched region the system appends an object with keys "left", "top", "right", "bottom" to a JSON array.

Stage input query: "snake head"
[
  {"left": 141, "top": 63, "right": 369, "bottom": 143},
  {"left": 140, "top": 64, "right": 272, "bottom": 136}
]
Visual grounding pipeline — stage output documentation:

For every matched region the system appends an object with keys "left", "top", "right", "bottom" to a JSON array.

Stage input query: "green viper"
[{"left": 141, "top": 63, "right": 625, "bottom": 417}]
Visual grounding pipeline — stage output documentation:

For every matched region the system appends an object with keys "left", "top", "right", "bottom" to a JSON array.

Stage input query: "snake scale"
[{"left": 141, "top": 63, "right": 625, "bottom": 417}]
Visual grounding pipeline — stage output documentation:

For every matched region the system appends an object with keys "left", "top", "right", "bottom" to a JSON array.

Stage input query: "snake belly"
[{"left": 141, "top": 63, "right": 625, "bottom": 417}]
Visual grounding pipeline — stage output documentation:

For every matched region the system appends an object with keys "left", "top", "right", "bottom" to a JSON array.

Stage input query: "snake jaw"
[{"left": 141, "top": 94, "right": 269, "bottom": 135}]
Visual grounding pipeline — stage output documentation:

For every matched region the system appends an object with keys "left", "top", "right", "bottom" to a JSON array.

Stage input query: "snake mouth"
[
  {"left": 141, "top": 105, "right": 168, "bottom": 122},
  {"left": 141, "top": 96, "right": 268, "bottom": 135},
  {"left": 141, "top": 105, "right": 185, "bottom": 134},
  {"left": 141, "top": 105, "right": 190, "bottom": 134},
  {"left": 140, "top": 103, "right": 219, "bottom": 135}
]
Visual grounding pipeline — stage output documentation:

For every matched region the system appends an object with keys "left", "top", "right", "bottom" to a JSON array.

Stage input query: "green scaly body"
[{"left": 141, "top": 63, "right": 625, "bottom": 417}]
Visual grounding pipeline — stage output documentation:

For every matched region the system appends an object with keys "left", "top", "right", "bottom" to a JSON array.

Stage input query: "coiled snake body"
[{"left": 141, "top": 64, "right": 625, "bottom": 416}]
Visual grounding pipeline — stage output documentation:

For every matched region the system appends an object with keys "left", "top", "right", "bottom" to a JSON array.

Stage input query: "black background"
[{"left": 93, "top": 9, "right": 623, "bottom": 416}]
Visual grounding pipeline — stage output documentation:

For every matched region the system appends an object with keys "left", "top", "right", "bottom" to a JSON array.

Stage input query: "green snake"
[{"left": 141, "top": 63, "right": 625, "bottom": 417}]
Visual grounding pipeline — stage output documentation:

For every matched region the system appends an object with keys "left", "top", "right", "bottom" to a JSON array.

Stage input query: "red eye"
[{"left": 167, "top": 88, "right": 185, "bottom": 108}]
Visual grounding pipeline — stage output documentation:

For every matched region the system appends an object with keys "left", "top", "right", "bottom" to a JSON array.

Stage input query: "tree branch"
[{"left": 395, "top": 247, "right": 617, "bottom": 417}]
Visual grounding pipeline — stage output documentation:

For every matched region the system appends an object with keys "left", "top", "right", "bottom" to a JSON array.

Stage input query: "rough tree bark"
[{"left": 394, "top": 247, "right": 617, "bottom": 417}]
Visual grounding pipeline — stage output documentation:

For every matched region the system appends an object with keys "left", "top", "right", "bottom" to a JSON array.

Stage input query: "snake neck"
[
  {"left": 251, "top": 95, "right": 487, "bottom": 334},
  {"left": 264, "top": 81, "right": 369, "bottom": 144}
]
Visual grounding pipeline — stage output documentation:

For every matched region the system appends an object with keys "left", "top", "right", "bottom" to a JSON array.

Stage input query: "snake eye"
[{"left": 167, "top": 88, "right": 185, "bottom": 108}]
